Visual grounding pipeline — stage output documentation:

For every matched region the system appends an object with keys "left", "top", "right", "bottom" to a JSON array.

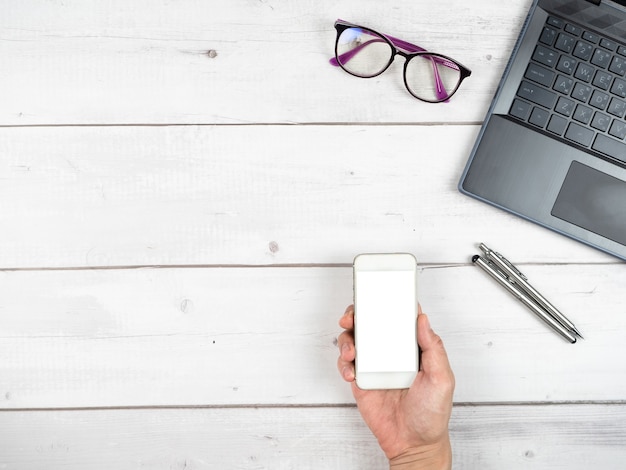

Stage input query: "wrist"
[{"left": 388, "top": 438, "right": 452, "bottom": 470}]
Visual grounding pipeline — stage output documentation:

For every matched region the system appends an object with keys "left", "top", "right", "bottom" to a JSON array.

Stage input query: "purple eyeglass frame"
[{"left": 330, "top": 19, "right": 472, "bottom": 103}]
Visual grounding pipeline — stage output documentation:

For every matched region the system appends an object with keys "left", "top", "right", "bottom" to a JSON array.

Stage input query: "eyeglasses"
[{"left": 330, "top": 19, "right": 472, "bottom": 103}]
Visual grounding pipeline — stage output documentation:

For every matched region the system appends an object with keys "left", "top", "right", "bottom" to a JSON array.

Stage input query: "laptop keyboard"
[{"left": 509, "top": 16, "right": 626, "bottom": 165}]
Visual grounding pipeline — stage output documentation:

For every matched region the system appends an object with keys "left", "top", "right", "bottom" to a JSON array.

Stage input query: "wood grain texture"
[
  {"left": 0, "top": 125, "right": 614, "bottom": 268},
  {"left": 1, "top": 265, "right": 625, "bottom": 408},
  {"left": 0, "top": 0, "right": 532, "bottom": 125},
  {"left": 3, "top": 0, "right": 626, "bottom": 467},
  {"left": 1, "top": 404, "right": 625, "bottom": 469}
]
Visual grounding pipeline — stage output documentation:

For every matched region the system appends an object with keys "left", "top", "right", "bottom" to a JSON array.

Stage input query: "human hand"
[{"left": 337, "top": 304, "right": 454, "bottom": 469}]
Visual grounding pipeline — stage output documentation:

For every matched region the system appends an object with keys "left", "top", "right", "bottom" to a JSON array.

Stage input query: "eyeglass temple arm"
[
  {"left": 430, "top": 59, "right": 449, "bottom": 102},
  {"left": 329, "top": 32, "right": 458, "bottom": 70}
]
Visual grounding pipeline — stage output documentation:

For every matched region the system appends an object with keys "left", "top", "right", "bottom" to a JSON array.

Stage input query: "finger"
[
  {"left": 337, "top": 356, "right": 355, "bottom": 382},
  {"left": 417, "top": 313, "right": 449, "bottom": 366},
  {"left": 417, "top": 312, "right": 455, "bottom": 388},
  {"left": 337, "top": 331, "right": 355, "bottom": 362},
  {"left": 341, "top": 338, "right": 355, "bottom": 362},
  {"left": 339, "top": 304, "right": 354, "bottom": 329}
]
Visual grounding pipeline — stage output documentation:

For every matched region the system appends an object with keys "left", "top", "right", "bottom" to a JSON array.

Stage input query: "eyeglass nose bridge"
[{"left": 394, "top": 49, "right": 411, "bottom": 61}]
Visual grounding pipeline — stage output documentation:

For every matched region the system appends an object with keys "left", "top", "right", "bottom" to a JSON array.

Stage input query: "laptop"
[{"left": 459, "top": 0, "right": 626, "bottom": 260}]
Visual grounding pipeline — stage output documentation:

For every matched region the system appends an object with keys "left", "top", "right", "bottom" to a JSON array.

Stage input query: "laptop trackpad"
[{"left": 552, "top": 161, "right": 626, "bottom": 246}]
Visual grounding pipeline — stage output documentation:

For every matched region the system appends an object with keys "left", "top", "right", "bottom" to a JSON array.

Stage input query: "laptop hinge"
[{"left": 597, "top": 0, "right": 626, "bottom": 6}]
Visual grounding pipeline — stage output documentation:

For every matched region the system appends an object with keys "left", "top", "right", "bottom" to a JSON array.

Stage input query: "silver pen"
[{"left": 472, "top": 243, "right": 582, "bottom": 344}]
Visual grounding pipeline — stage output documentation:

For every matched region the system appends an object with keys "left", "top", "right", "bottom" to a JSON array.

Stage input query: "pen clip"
[{"left": 479, "top": 243, "right": 528, "bottom": 281}]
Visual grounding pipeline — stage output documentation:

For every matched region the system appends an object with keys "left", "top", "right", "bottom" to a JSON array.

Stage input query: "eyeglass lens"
[
  {"left": 336, "top": 26, "right": 463, "bottom": 102},
  {"left": 405, "top": 55, "right": 461, "bottom": 102},
  {"left": 336, "top": 27, "right": 393, "bottom": 77}
]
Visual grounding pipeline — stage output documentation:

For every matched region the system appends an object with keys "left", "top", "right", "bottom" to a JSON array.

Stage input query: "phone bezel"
[{"left": 353, "top": 253, "right": 419, "bottom": 390}]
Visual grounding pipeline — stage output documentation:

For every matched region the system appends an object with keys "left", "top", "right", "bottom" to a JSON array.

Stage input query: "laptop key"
[
  {"left": 591, "top": 112, "right": 610, "bottom": 132},
  {"left": 556, "top": 55, "right": 576, "bottom": 75},
  {"left": 555, "top": 33, "right": 576, "bottom": 54},
  {"left": 529, "top": 107, "right": 550, "bottom": 127},
  {"left": 591, "top": 49, "right": 612, "bottom": 69},
  {"left": 533, "top": 45, "right": 559, "bottom": 68},
  {"left": 574, "top": 62, "right": 595, "bottom": 82},
  {"left": 600, "top": 38, "right": 618, "bottom": 52},
  {"left": 609, "top": 56, "right": 626, "bottom": 76},
  {"left": 565, "top": 122, "right": 594, "bottom": 147},
  {"left": 565, "top": 24, "right": 582, "bottom": 37},
  {"left": 510, "top": 99, "right": 532, "bottom": 120},
  {"left": 609, "top": 120, "right": 626, "bottom": 140},
  {"left": 593, "top": 70, "right": 613, "bottom": 90},
  {"left": 608, "top": 98, "right": 626, "bottom": 118},
  {"left": 553, "top": 74, "right": 573, "bottom": 94},
  {"left": 539, "top": 27, "right": 558, "bottom": 46},
  {"left": 589, "top": 90, "right": 609, "bottom": 110},
  {"left": 574, "top": 40, "right": 594, "bottom": 60},
  {"left": 611, "top": 77, "right": 626, "bottom": 98},
  {"left": 547, "top": 114, "right": 568, "bottom": 135},
  {"left": 582, "top": 31, "right": 599, "bottom": 44},
  {"left": 555, "top": 96, "right": 575, "bottom": 116},
  {"left": 517, "top": 81, "right": 557, "bottom": 108},
  {"left": 593, "top": 134, "right": 626, "bottom": 163},
  {"left": 547, "top": 17, "right": 564, "bottom": 29},
  {"left": 573, "top": 104, "right": 593, "bottom": 124},
  {"left": 525, "top": 63, "right": 555, "bottom": 87},
  {"left": 572, "top": 82, "right": 592, "bottom": 103}
]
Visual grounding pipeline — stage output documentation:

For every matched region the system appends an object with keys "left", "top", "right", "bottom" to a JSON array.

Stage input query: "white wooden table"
[{"left": 2, "top": 1, "right": 626, "bottom": 468}]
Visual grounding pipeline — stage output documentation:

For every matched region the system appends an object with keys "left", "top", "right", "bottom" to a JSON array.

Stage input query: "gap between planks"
[
  {"left": 0, "top": 262, "right": 619, "bottom": 272},
  {"left": 3, "top": 401, "right": 626, "bottom": 413},
  {"left": 0, "top": 122, "right": 483, "bottom": 129}
]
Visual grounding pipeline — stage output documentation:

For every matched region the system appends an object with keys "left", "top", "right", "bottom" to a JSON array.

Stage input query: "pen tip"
[{"left": 472, "top": 255, "right": 479, "bottom": 263}]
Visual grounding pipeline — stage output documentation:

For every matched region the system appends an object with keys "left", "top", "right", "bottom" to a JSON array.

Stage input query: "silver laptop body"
[{"left": 459, "top": 0, "right": 626, "bottom": 260}]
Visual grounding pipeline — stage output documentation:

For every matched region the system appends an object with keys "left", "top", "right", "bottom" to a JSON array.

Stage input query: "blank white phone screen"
[{"left": 356, "top": 270, "right": 417, "bottom": 373}]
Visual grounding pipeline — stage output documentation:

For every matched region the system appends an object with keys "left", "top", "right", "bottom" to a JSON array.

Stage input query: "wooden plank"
[
  {"left": 0, "top": 125, "right": 614, "bottom": 268},
  {"left": 0, "top": 0, "right": 532, "bottom": 125},
  {"left": 0, "top": 404, "right": 625, "bottom": 469},
  {"left": 1, "top": 265, "right": 625, "bottom": 409}
]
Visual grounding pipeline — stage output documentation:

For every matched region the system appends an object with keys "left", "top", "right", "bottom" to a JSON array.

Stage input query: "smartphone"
[{"left": 353, "top": 253, "right": 419, "bottom": 390}]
